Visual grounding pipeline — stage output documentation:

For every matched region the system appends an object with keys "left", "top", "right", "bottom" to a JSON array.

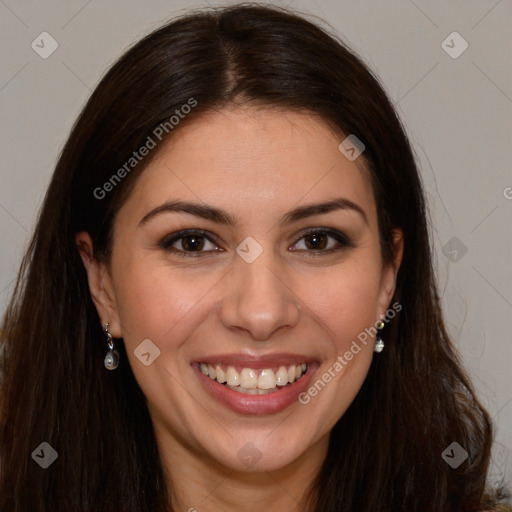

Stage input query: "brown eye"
[
  {"left": 180, "top": 235, "right": 205, "bottom": 251},
  {"left": 159, "top": 230, "right": 220, "bottom": 256},
  {"left": 304, "top": 232, "right": 328, "bottom": 250},
  {"left": 291, "top": 229, "right": 353, "bottom": 254}
]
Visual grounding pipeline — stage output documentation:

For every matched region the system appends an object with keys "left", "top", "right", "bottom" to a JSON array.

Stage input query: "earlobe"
[{"left": 75, "top": 232, "right": 122, "bottom": 337}]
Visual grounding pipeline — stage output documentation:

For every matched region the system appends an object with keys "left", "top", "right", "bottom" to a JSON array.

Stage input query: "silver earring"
[
  {"left": 374, "top": 320, "right": 385, "bottom": 353},
  {"left": 103, "top": 323, "right": 119, "bottom": 370}
]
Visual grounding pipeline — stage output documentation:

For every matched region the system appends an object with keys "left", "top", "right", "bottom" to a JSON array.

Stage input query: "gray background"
[{"left": 1, "top": 0, "right": 511, "bottom": 488}]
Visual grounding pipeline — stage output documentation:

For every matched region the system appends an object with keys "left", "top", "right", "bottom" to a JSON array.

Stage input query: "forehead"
[{"left": 117, "top": 107, "right": 376, "bottom": 226}]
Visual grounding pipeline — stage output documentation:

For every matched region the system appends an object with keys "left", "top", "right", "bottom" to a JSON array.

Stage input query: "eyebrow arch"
[
  {"left": 280, "top": 197, "right": 368, "bottom": 226},
  {"left": 139, "top": 197, "right": 368, "bottom": 227},
  {"left": 139, "top": 200, "right": 237, "bottom": 226}
]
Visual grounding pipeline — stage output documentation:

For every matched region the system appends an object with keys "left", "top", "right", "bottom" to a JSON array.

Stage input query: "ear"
[
  {"left": 376, "top": 228, "right": 404, "bottom": 317},
  {"left": 75, "top": 231, "right": 122, "bottom": 338}
]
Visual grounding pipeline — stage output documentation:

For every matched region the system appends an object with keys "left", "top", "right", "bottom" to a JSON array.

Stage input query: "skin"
[{"left": 77, "top": 107, "right": 403, "bottom": 511}]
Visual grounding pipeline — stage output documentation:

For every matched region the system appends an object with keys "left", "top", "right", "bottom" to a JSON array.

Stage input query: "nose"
[{"left": 219, "top": 255, "right": 301, "bottom": 341}]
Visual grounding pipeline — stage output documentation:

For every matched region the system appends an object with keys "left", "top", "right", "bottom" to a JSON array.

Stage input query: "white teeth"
[
  {"left": 226, "top": 366, "right": 240, "bottom": 386},
  {"left": 240, "top": 368, "right": 258, "bottom": 389},
  {"left": 275, "top": 366, "right": 289, "bottom": 386},
  {"left": 257, "top": 369, "right": 276, "bottom": 390},
  {"left": 201, "top": 362, "right": 308, "bottom": 392},
  {"left": 215, "top": 365, "right": 226, "bottom": 384}
]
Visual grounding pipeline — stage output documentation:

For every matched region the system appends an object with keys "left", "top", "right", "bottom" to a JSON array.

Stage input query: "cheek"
[
  {"left": 111, "top": 255, "right": 220, "bottom": 349},
  {"left": 300, "top": 252, "right": 383, "bottom": 344},
  {"left": 294, "top": 256, "right": 382, "bottom": 428}
]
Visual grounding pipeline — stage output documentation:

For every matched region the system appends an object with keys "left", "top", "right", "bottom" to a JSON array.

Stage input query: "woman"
[{"left": 0, "top": 4, "right": 508, "bottom": 511}]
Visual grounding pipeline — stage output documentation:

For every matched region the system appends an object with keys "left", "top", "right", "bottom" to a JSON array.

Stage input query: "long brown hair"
[{"left": 0, "top": 4, "right": 506, "bottom": 511}]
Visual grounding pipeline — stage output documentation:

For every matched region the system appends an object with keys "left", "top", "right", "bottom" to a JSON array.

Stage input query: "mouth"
[
  {"left": 192, "top": 355, "right": 318, "bottom": 415},
  {"left": 199, "top": 362, "right": 308, "bottom": 395}
]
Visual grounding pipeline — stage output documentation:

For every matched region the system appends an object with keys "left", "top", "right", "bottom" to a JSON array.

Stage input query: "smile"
[
  {"left": 193, "top": 356, "right": 317, "bottom": 415},
  {"left": 199, "top": 363, "right": 308, "bottom": 395}
]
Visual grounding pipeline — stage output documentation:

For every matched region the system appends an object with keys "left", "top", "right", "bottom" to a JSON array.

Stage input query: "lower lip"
[{"left": 193, "top": 364, "right": 318, "bottom": 415}]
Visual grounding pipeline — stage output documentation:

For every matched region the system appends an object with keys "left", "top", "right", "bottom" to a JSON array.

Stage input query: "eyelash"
[{"left": 159, "top": 228, "right": 353, "bottom": 258}]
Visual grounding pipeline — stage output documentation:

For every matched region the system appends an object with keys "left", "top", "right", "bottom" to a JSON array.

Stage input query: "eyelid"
[
  {"left": 158, "top": 227, "right": 353, "bottom": 257},
  {"left": 290, "top": 227, "right": 353, "bottom": 250},
  {"left": 159, "top": 229, "right": 222, "bottom": 252}
]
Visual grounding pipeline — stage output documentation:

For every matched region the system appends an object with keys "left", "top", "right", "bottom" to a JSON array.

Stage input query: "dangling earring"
[
  {"left": 374, "top": 320, "right": 385, "bottom": 353},
  {"left": 103, "top": 323, "right": 119, "bottom": 370}
]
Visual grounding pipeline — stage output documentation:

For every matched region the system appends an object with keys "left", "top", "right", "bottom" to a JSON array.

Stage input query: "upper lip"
[{"left": 192, "top": 352, "right": 316, "bottom": 369}]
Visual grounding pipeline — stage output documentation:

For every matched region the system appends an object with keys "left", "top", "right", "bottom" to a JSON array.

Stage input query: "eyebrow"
[
  {"left": 281, "top": 198, "right": 368, "bottom": 226},
  {"left": 139, "top": 197, "right": 368, "bottom": 226}
]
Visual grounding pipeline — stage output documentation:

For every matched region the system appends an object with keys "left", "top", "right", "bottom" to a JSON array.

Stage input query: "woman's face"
[{"left": 81, "top": 107, "right": 402, "bottom": 473}]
